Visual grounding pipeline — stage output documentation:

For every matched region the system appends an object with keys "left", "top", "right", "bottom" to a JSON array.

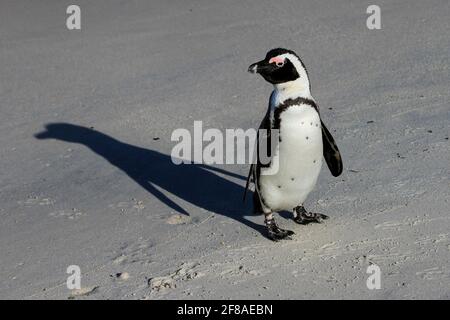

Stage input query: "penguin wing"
[
  {"left": 243, "top": 97, "right": 273, "bottom": 202},
  {"left": 321, "top": 120, "right": 343, "bottom": 177}
]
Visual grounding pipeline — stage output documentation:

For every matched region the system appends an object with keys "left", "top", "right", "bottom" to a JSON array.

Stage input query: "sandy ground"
[{"left": 0, "top": 0, "right": 449, "bottom": 299}]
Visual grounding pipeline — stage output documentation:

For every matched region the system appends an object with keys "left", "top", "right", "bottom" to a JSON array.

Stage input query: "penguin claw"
[
  {"left": 294, "top": 213, "right": 328, "bottom": 224},
  {"left": 268, "top": 229, "right": 294, "bottom": 241},
  {"left": 265, "top": 218, "right": 294, "bottom": 241},
  {"left": 293, "top": 206, "right": 328, "bottom": 225}
]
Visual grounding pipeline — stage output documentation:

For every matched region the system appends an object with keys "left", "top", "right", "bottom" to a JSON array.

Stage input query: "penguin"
[{"left": 244, "top": 48, "right": 343, "bottom": 241}]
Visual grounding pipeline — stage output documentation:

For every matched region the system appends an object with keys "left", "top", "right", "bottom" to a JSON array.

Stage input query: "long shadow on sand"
[{"left": 35, "top": 123, "right": 264, "bottom": 234}]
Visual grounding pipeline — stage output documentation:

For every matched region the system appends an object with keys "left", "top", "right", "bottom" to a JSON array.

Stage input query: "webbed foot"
[
  {"left": 293, "top": 206, "right": 328, "bottom": 225},
  {"left": 265, "top": 218, "right": 295, "bottom": 241}
]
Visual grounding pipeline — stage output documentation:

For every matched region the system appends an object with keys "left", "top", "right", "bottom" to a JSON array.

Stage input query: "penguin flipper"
[
  {"left": 321, "top": 120, "right": 343, "bottom": 177},
  {"left": 243, "top": 94, "right": 274, "bottom": 203}
]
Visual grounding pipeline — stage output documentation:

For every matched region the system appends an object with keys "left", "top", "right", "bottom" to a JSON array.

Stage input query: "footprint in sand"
[
  {"left": 416, "top": 267, "right": 448, "bottom": 280},
  {"left": 112, "top": 240, "right": 154, "bottom": 266},
  {"left": 68, "top": 286, "right": 99, "bottom": 299},
  {"left": 18, "top": 195, "right": 55, "bottom": 206},
  {"left": 166, "top": 214, "right": 191, "bottom": 225},
  {"left": 148, "top": 262, "right": 203, "bottom": 293},
  {"left": 108, "top": 199, "right": 145, "bottom": 214},
  {"left": 49, "top": 208, "right": 84, "bottom": 220}
]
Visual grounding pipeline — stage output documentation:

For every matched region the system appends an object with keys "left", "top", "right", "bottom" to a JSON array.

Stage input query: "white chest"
[{"left": 259, "top": 103, "right": 323, "bottom": 211}]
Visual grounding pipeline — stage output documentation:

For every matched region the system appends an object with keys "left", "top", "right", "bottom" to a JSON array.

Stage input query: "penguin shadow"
[
  {"left": 278, "top": 211, "right": 294, "bottom": 220},
  {"left": 34, "top": 123, "right": 265, "bottom": 235}
]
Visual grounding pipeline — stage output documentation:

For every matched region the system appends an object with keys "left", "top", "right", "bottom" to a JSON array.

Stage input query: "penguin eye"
[{"left": 269, "top": 56, "right": 285, "bottom": 67}]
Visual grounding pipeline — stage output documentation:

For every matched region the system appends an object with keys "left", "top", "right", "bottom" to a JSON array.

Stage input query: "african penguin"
[{"left": 244, "top": 48, "right": 343, "bottom": 241}]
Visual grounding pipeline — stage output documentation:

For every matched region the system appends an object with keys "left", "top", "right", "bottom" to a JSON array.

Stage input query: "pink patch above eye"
[{"left": 269, "top": 56, "right": 284, "bottom": 64}]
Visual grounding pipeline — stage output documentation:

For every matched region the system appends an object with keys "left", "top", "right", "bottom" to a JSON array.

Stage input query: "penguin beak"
[{"left": 248, "top": 60, "right": 273, "bottom": 75}]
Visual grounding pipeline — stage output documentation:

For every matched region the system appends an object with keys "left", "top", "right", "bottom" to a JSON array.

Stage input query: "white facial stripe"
[
  {"left": 277, "top": 53, "right": 304, "bottom": 74},
  {"left": 272, "top": 52, "right": 311, "bottom": 100}
]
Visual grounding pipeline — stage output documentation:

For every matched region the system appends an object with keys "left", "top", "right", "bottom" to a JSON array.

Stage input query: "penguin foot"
[
  {"left": 293, "top": 206, "right": 328, "bottom": 225},
  {"left": 265, "top": 218, "right": 294, "bottom": 241}
]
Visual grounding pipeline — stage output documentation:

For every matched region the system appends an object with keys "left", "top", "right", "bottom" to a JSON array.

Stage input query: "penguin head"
[
  {"left": 35, "top": 123, "right": 103, "bottom": 145},
  {"left": 248, "top": 48, "right": 310, "bottom": 93}
]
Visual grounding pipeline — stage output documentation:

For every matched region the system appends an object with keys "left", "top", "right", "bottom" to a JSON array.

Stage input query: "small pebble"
[{"left": 116, "top": 272, "right": 130, "bottom": 281}]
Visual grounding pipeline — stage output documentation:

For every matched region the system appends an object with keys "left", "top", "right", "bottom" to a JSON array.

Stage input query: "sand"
[{"left": 0, "top": 0, "right": 449, "bottom": 299}]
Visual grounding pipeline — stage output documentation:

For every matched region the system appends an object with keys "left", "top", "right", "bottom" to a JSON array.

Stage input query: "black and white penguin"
[{"left": 244, "top": 48, "right": 343, "bottom": 241}]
